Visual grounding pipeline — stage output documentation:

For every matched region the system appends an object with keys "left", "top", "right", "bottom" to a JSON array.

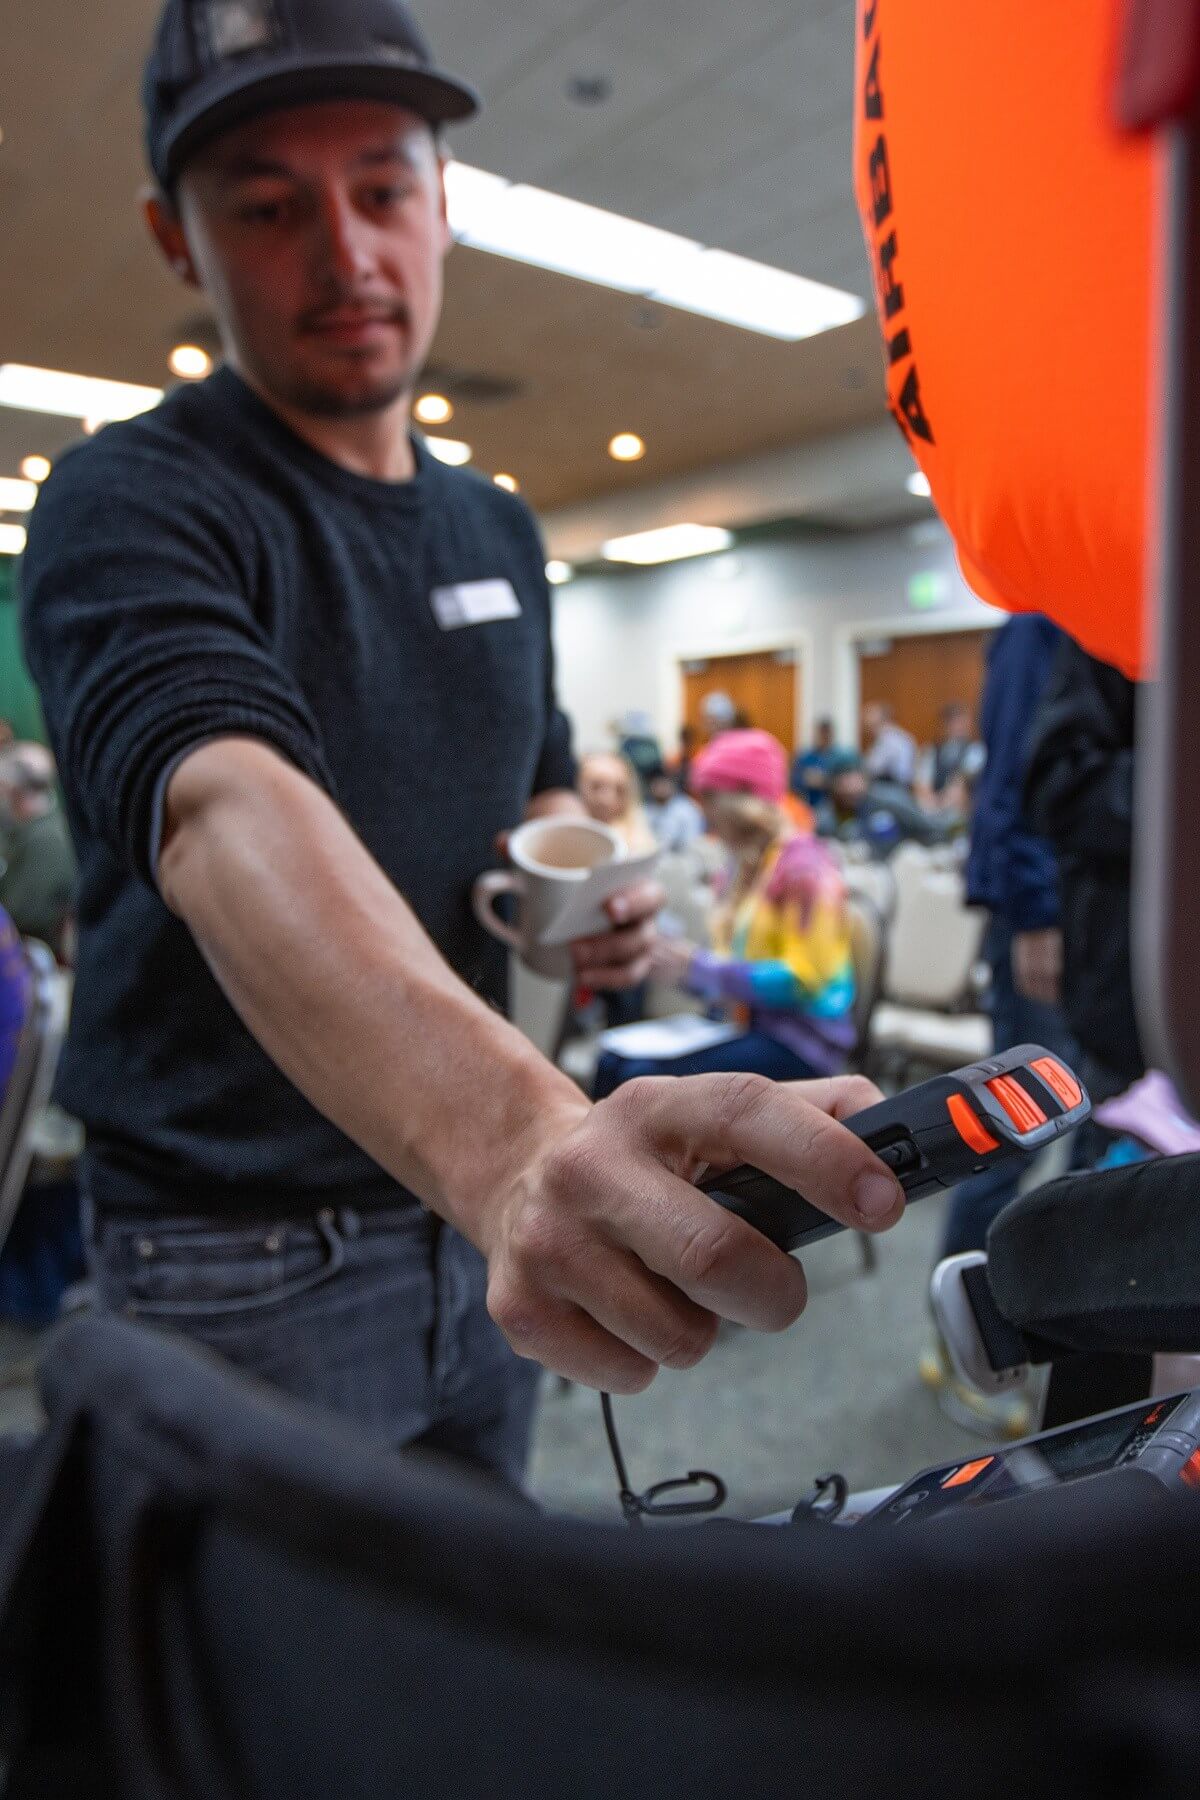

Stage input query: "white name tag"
[{"left": 431, "top": 579, "right": 522, "bottom": 631}]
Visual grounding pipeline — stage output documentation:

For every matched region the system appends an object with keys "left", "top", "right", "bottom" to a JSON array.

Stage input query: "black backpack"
[{"left": 1, "top": 1312, "right": 1197, "bottom": 1800}]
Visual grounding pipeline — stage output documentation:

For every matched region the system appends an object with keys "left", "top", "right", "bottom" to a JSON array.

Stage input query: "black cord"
[{"left": 600, "top": 1392, "right": 728, "bottom": 1527}]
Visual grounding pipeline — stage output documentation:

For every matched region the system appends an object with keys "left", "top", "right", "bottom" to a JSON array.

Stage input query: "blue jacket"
[{"left": 965, "top": 616, "right": 1062, "bottom": 931}]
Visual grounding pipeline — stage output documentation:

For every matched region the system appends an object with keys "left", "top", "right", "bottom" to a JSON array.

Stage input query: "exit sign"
[{"left": 907, "top": 570, "right": 952, "bottom": 611}]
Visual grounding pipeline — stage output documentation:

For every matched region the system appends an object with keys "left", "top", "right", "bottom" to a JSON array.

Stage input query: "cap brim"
[{"left": 161, "top": 53, "right": 480, "bottom": 186}]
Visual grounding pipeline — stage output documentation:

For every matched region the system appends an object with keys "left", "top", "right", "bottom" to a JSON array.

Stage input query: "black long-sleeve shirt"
[
  {"left": 1024, "top": 637, "right": 1143, "bottom": 1083},
  {"left": 21, "top": 368, "right": 574, "bottom": 1218}
]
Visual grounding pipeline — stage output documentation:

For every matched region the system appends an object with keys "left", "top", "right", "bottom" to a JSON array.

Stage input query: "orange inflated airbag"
[{"left": 853, "top": 0, "right": 1158, "bottom": 678}]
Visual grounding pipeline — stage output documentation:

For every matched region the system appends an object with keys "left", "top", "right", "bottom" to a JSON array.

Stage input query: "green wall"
[{"left": 0, "top": 558, "right": 47, "bottom": 744}]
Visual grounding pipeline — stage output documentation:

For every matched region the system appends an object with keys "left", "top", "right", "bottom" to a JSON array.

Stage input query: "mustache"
[{"left": 298, "top": 294, "right": 411, "bottom": 329}]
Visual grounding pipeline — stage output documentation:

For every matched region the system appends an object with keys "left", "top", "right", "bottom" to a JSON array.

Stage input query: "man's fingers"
[
  {"left": 571, "top": 918, "right": 656, "bottom": 966},
  {"left": 605, "top": 878, "right": 665, "bottom": 926},
  {"left": 554, "top": 1246, "right": 722, "bottom": 1371},
  {"left": 614, "top": 1163, "right": 811, "bottom": 1331},
  {"left": 578, "top": 956, "right": 654, "bottom": 992},
  {"left": 610, "top": 1073, "right": 905, "bottom": 1235},
  {"left": 534, "top": 1118, "right": 810, "bottom": 1334},
  {"left": 487, "top": 1284, "right": 659, "bottom": 1394}
]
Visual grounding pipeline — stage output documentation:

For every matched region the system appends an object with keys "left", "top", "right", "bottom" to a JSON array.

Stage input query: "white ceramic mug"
[{"left": 472, "top": 818, "right": 624, "bottom": 979}]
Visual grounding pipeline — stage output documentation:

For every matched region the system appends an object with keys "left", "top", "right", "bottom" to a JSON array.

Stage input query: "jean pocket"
[{"left": 102, "top": 1212, "right": 347, "bottom": 1321}]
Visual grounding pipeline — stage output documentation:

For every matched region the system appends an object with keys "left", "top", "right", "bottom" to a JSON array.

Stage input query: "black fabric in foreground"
[
  {"left": 987, "top": 1156, "right": 1200, "bottom": 1355},
  {"left": 3, "top": 1314, "right": 1200, "bottom": 1799}
]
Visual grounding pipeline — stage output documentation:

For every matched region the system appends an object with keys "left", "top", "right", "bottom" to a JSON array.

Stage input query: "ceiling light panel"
[
  {"left": 423, "top": 436, "right": 473, "bottom": 467},
  {"left": 0, "top": 477, "right": 37, "bottom": 513},
  {"left": 0, "top": 365, "right": 163, "bottom": 422},
  {"left": 0, "top": 524, "right": 27, "bottom": 556},
  {"left": 445, "top": 163, "right": 865, "bottom": 342},
  {"left": 602, "top": 525, "right": 735, "bottom": 566},
  {"left": 654, "top": 250, "right": 866, "bottom": 341}
]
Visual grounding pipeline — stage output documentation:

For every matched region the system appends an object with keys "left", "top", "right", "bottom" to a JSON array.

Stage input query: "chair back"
[
  {"left": 883, "top": 848, "right": 985, "bottom": 1010},
  {"left": 844, "top": 892, "right": 887, "bottom": 1060},
  {"left": 0, "top": 941, "right": 67, "bottom": 1258},
  {"left": 508, "top": 954, "right": 572, "bottom": 1062},
  {"left": 839, "top": 847, "right": 898, "bottom": 925}
]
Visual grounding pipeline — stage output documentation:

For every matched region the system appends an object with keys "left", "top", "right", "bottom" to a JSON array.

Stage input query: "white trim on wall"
[
  {"left": 833, "top": 607, "right": 1005, "bottom": 744},
  {"left": 657, "top": 627, "right": 816, "bottom": 754}
]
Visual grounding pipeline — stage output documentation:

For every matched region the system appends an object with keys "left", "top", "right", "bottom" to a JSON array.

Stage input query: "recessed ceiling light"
[
  {"left": 415, "top": 393, "right": 454, "bottom": 426},
  {"left": 424, "top": 436, "right": 473, "bottom": 467},
  {"left": 0, "top": 478, "right": 37, "bottom": 513},
  {"left": 493, "top": 473, "right": 519, "bottom": 493},
  {"left": 168, "top": 344, "right": 212, "bottom": 380},
  {"left": 546, "top": 560, "right": 574, "bottom": 586},
  {"left": 0, "top": 524, "right": 27, "bottom": 556},
  {"left": 602, "top": 524, "right": 735, "bottom": 567},
  {"left": 0, "top": 364, "right": 163, "bottom": 423},
  {"left": 906, "top": 471, "right": 933, "bottom": 498},
  {"left": 608, "top": 433, "right": 645, "bottom": 463},
  {"left": 444, "top": 161, "right": 866, "bottom": 342},
  {"left": 19, "top": 455, "right": 51, "bottom": 484}
]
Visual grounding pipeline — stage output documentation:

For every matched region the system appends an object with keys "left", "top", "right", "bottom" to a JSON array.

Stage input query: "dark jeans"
[
  {"left": 87, "top": 1202, "right": 540, "bottom": 1490},
  {"left": 594, "top": 1029, "right": 822, "bottom": 1099},
  {"left": 939, "top": 915, "right": 1080, "bottom": 1259}
]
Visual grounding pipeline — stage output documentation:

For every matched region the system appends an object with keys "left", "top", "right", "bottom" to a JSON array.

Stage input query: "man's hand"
[
  {"left": 569, "top": 878, "right": 664, "bottom": 992},
  {"left": 475, "top": 1074, "right": 904, "bottom": 1392},
  {"left": 1012, "top": 927, "right": 1063, "bottom": 1006}
]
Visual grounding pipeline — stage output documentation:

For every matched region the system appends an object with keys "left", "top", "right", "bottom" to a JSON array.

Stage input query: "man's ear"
[{"left": 141, "top": 184, "right": 200, "bottom": 287}]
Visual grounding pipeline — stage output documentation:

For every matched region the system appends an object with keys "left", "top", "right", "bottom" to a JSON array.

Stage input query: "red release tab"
[
  {"left": 1031, "top": 1057, "right": 1084, "bottom": 1112},
  {"left": 1180, "top": 1450, "right": 1200, "bottom": 1489},
  {"left": 947, "top": 1094, "right": 1000, "bottom": 1156},
  {"left": 942, "top": 1457, "right": 995, "bottom": 1491},
  {"left": 987, "top": 1075, "right": 1047, "bottom": 1135}
]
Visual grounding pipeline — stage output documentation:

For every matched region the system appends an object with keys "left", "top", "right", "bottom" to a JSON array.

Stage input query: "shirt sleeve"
[{"left": 20, "top": 439, "right": 335, "bottom": 888}]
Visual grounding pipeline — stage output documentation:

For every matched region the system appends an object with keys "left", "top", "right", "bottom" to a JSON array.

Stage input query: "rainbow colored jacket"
[{"left": 685, "top": 835, "right": 856, "bottom": 1074}]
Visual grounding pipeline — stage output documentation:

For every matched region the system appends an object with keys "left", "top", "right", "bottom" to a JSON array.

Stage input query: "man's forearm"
[{"left": 158, "top": 738, "right": 587, "bottom": 1243}]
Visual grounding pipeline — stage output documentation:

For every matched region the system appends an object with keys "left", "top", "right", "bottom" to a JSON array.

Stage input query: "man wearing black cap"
[{"left": 20, "top": 0, "right": 903, "bottom": 1481}]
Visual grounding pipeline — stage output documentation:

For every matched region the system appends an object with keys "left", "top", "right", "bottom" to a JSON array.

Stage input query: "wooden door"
[
  {"left": 857, "top": 629, "right": 992, "bottom": 748},
  {"left": 681, "top": 648, "right": 800, "bottom": 754}
]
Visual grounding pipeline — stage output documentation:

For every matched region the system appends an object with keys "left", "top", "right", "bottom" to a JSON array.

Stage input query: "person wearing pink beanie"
[{"left": 594, "top": 730, "right": 856, "bottom": 1096}]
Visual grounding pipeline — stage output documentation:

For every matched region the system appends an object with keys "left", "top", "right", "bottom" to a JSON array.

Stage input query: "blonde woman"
[
  {"left": 594, "top": 730, "right": 855, "bottom": 1096},
  {"left": 578, "top": 752, "right": 657, "bottom": 856}
]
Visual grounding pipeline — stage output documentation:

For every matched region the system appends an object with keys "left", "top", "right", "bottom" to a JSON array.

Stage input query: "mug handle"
[{"left": 471, "top": 870, "right": 527, "bottom": 952}]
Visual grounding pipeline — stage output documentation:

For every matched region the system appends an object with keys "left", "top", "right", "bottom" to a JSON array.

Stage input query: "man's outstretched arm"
[{"left": 160, "top": 737, "right": 905, "bottom": 1392}]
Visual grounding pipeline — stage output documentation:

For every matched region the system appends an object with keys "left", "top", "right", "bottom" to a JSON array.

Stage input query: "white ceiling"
[
  {"left": 0, "top": 0, "right": 889, "bottom": 517},
  {"left": 432, "top": 0, "right": 868, "bottom": 295}
]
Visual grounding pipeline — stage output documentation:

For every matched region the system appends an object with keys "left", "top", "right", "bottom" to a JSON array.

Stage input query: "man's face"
[
  {"left": 862, "top": 704, "right": 884, "bottom": 743},
  {"left": 173, "top": 100, "right": 451, "bottom": 418}
]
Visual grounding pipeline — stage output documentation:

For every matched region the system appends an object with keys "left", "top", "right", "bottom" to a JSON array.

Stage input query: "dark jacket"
[
  {"left": 966, "top": 617, "right": 1062, "bottom": 931},
  {"left": 1024, "top": 638, "right": 1144, "bottom": 1083}
]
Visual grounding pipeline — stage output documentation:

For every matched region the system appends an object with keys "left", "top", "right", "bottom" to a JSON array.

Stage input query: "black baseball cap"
[{"left": 144, "top": 0, "right": 481, "bottom": 191}]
